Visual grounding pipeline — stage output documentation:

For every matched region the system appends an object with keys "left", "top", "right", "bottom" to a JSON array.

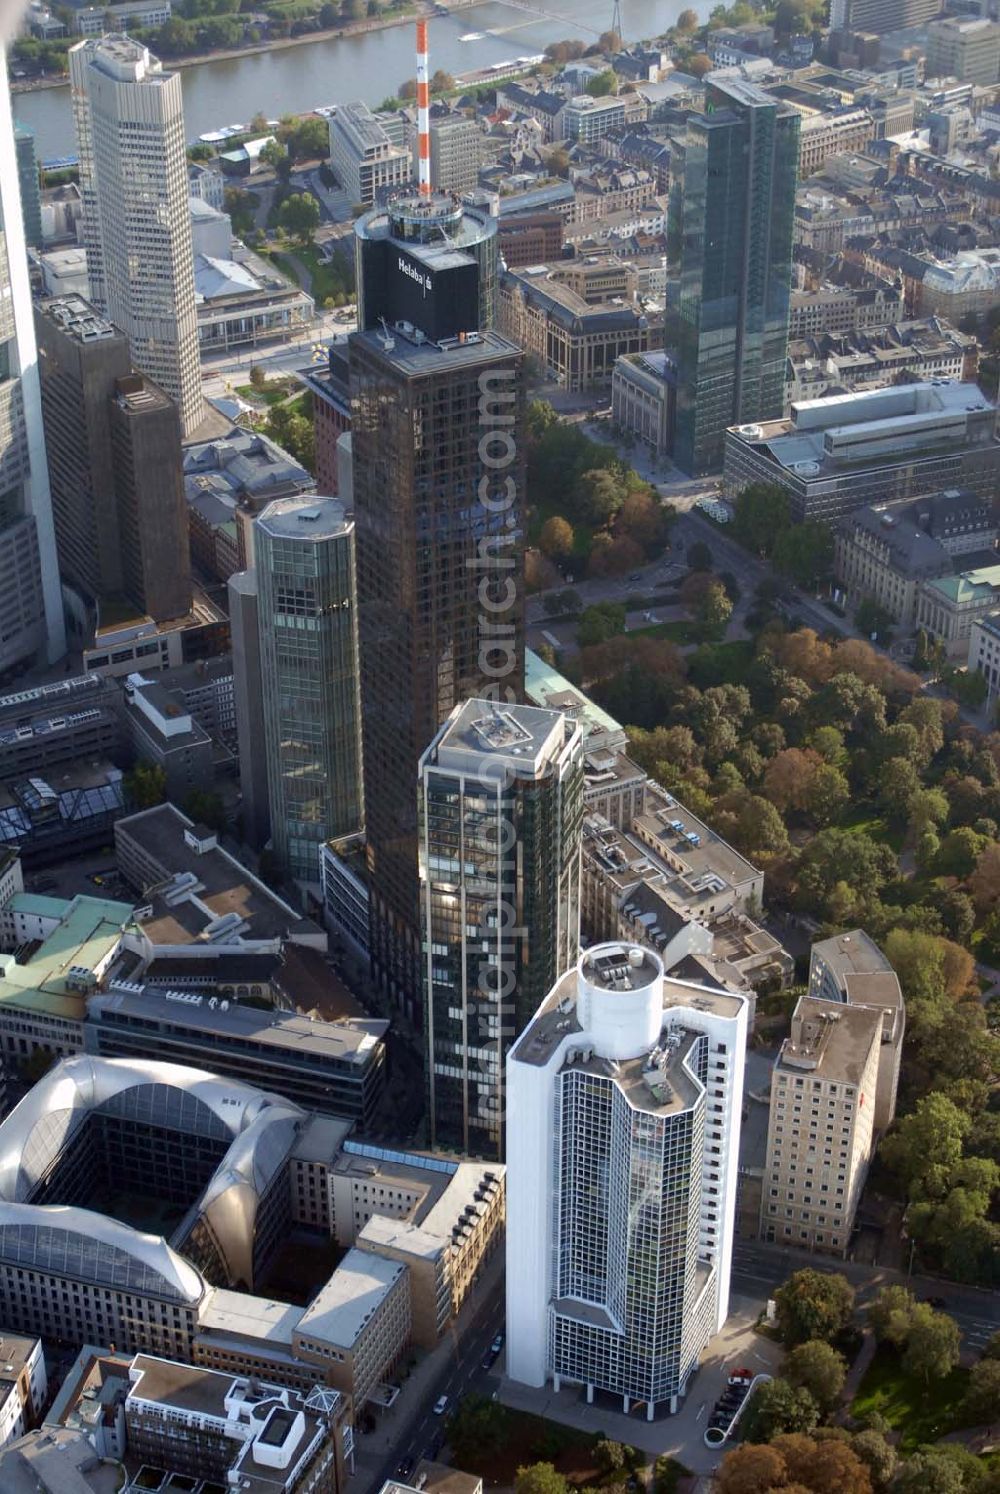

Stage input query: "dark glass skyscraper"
[
  {"left": 419, "top": 700, "right": 583, "bottom": 1158},
  {"left": 350, "top": 325, "right": 525, "bottom": 1020},
  {"left": 674, "top": 78, "right": 800, "bottom": 477}
]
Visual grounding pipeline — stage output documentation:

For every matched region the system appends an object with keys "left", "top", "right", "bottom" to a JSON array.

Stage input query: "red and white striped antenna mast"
[{"left": 416, "top": 19, "right": 432, "bottom": 197}]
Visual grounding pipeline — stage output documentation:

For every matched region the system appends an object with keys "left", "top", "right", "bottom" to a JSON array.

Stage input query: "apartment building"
[
  {"left": 75, "top": 0, "right": 172, "bottom": 34},
  {"left": 785, "top": 318, "right": 977, "bottom": 405},
  {"left": 796, "top": 106, "right": 873, "bottom": 176},
  {"left": 761, "top": 998, "right": 881, "bottom": 1255},
  {"left": 563, "top": 95, "right": 637, "bottom": 145},
  {"left": 808, "top": 929, "right": 904, "bottom": 1133},
  {"left": 498, "top": 263, "right": 658, "bottom": 391},
  {"left": 124, "top": 1355, "right": 348, "bottom": 1493}
]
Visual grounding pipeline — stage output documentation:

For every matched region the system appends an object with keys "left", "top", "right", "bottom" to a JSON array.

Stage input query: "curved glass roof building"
[
  {"left": 0, "top": 1201, "right": 204, "bottom": 1304},
  {"left": 0, "top": 1055, "right": 306, "bottom": 1298}
]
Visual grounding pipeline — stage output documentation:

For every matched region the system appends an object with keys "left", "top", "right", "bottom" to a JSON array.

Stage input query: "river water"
[{"left": 13, "top": 0, "right": 707, "bottom": 160}]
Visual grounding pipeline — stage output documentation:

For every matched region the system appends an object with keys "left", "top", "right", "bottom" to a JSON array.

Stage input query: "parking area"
[
  {"left": 22, "top": 849, "right": 132, "bottom": 905},
  {"left": 497, "top": 1291, "right": 784, "bottom": 1475}
]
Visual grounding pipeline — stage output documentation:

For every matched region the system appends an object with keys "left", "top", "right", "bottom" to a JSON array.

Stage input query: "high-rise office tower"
[
  {"left": 228, "top": 567, "right": 270, "bottom": 850},
  {"left": 420, "top": 699, "right": 583, "bottom": 1158},
  {"left": 36, "top": 295, "right": 192, "bottom": 626},
  {"left": 109, "top": 373, "right": 193, "bottom": 622},
  {"left": 507, "top": 945, "right": 747, "bottom": 1418},
  {"left": 0, "top": 59, "right": 65, "bottom": 671},
  {"left": 674, "top": 78, "right": 799, "bottom": 477},
  {"left": 355, "top": 190, "right": 499, "bottom": 338},
  {"left": 69, "top": 36, "right": 205, "bottom": 438},
  {"left": 351, "top": 324, "right": 525, "bottom": 1019},
  {"left": 255, "top": 495, "right": 363, "bottom": 882},
  {"left": 14, "top": 126, "right": 42, "bottom": 249}
]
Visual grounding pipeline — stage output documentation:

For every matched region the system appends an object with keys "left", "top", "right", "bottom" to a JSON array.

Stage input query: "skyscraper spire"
[{"left": 416, "top": 19, "right": 431, "bottom": 196}]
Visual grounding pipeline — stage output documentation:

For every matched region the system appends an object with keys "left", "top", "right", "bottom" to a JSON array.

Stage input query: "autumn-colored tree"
[
  {"left": 715, "top": 1443, "right": 786, "bottom": 1494},
  {"left": 589, "top": 534, "right": 644, "bottom": 578},
  {"left": 687, "top": 51, "right": 713, "bottom": 76},
  {"left": 676, "top": 6, "right": 699, "bottom": 29},
  {"left": 969, "top": 841, "right": 1000, "bottom": 913},
  {"left": 768, "top": 628, "right": 835, "bottom": 686},
  {"left": 762, "top": 747, "right": 821, "bottom": 813},
  {"left": 525, "top": 549, "right": 561, "bottom": 592},
  {"left": 806, "top": 1442, "right": 873, "bottom": 1494},
  {"left": 616, "top": 488, "right": 671, "bottom": 556},
  {"left": 538, "top": 515, "right": 575, "bottom": 561}
]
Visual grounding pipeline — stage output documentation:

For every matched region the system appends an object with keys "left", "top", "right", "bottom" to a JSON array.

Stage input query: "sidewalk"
[
  {"left": 496, "top": 1292, "right": 784, "bottom": 1477},
  {"left": 837, "top": 1331, "right": 876, "bottom": 1422}
]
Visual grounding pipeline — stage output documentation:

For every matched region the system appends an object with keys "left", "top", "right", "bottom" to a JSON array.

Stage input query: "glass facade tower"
[
  {"left": 0, "top": 60, "right": 65, "bottom": 671},
  {"left": 255, "top": 495, "right": 363, "bottom": 882},
  {"left": 674, "top": 78, "right": 800, "bottom": 477},
  {"left": 419, "top": 700, "right": 583, "bottom": 1159},
  {"left": 350, "top": 327, "right": 525, "bottom": 1022}
]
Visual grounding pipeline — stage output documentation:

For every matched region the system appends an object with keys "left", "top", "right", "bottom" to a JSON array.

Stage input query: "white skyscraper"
[
  {"left": 70, "top": 35, "right": 205, "bottom": 438},
  {"left": 0, "top": 56, "right": 65, "bottom": 669},
  {"left": 506, "top": 943, "right": 747, "bottom": 1419}
]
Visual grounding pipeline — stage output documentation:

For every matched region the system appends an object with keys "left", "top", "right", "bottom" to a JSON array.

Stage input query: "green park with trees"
[{"left": 525, "top": 395, "right": 1000, "bottom": 1290}]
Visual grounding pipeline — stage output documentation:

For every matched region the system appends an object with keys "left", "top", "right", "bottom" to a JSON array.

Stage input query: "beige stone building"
[
  {"left": 498, "top": 263, "right": 659, "bottom": 391},
  {"left": 761, "top": 998, "right": 882, "bottom": 1255},
  {"left": 293, "top": 1249, "right": 410, "bottom": 1413},
  {"left": 833, "top": 489, "right": 997, "bottom": 628}
]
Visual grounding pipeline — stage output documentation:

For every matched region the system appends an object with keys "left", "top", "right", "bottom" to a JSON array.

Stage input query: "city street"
[
  {"left": 355, "top": 1265, "right": 506, "bottom": 1494},
  {"left": 731, "top": 1238, "right": 1000, "bottom": 1355}
]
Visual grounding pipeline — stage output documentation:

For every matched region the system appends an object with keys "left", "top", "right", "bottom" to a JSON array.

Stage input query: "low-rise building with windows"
[
  {"left": 498, "top": 262, "right": 659, "bottom": 391},
  {"left": 916, "top": 563, "right": 1000, "bottom": 659},
  {"left": 293, "top": 1249, "right": 409, "bottom": 1414},
  {"left": 833, "top": 489, "right": 997, "bottom": 627},
  {"left": 723, "top": 382, "right": 1000, "bottom": 523},
  {"left": 760, "top": 997, "right": 882, "bottom": 1255},
  {"left": 611, "top": 349, "right": 676, "bottom": 457},
  {"left": 969, "top": 611, "right": 1000, "bottom": 710},
  {"left": 0, "top": 1335, "right": 45, "bottom": 1450}
]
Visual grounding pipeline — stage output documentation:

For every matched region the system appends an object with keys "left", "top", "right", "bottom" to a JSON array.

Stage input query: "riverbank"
[{"left": 9, "top": 0, "right": 483, "bottom": 94}]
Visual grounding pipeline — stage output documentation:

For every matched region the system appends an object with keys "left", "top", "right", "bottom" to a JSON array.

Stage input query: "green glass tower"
[{"left": 674, "top": 78, "right": 800, "bottom": 477}]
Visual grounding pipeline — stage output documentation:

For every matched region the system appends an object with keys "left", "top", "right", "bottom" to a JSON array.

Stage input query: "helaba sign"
[{"left": 398, "top": 255, "right": 431, "bottom": 295}]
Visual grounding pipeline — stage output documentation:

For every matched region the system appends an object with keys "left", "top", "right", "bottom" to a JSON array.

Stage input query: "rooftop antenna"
[{"left": 416, "top": 19, "right": 432, "bottom": 198}]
